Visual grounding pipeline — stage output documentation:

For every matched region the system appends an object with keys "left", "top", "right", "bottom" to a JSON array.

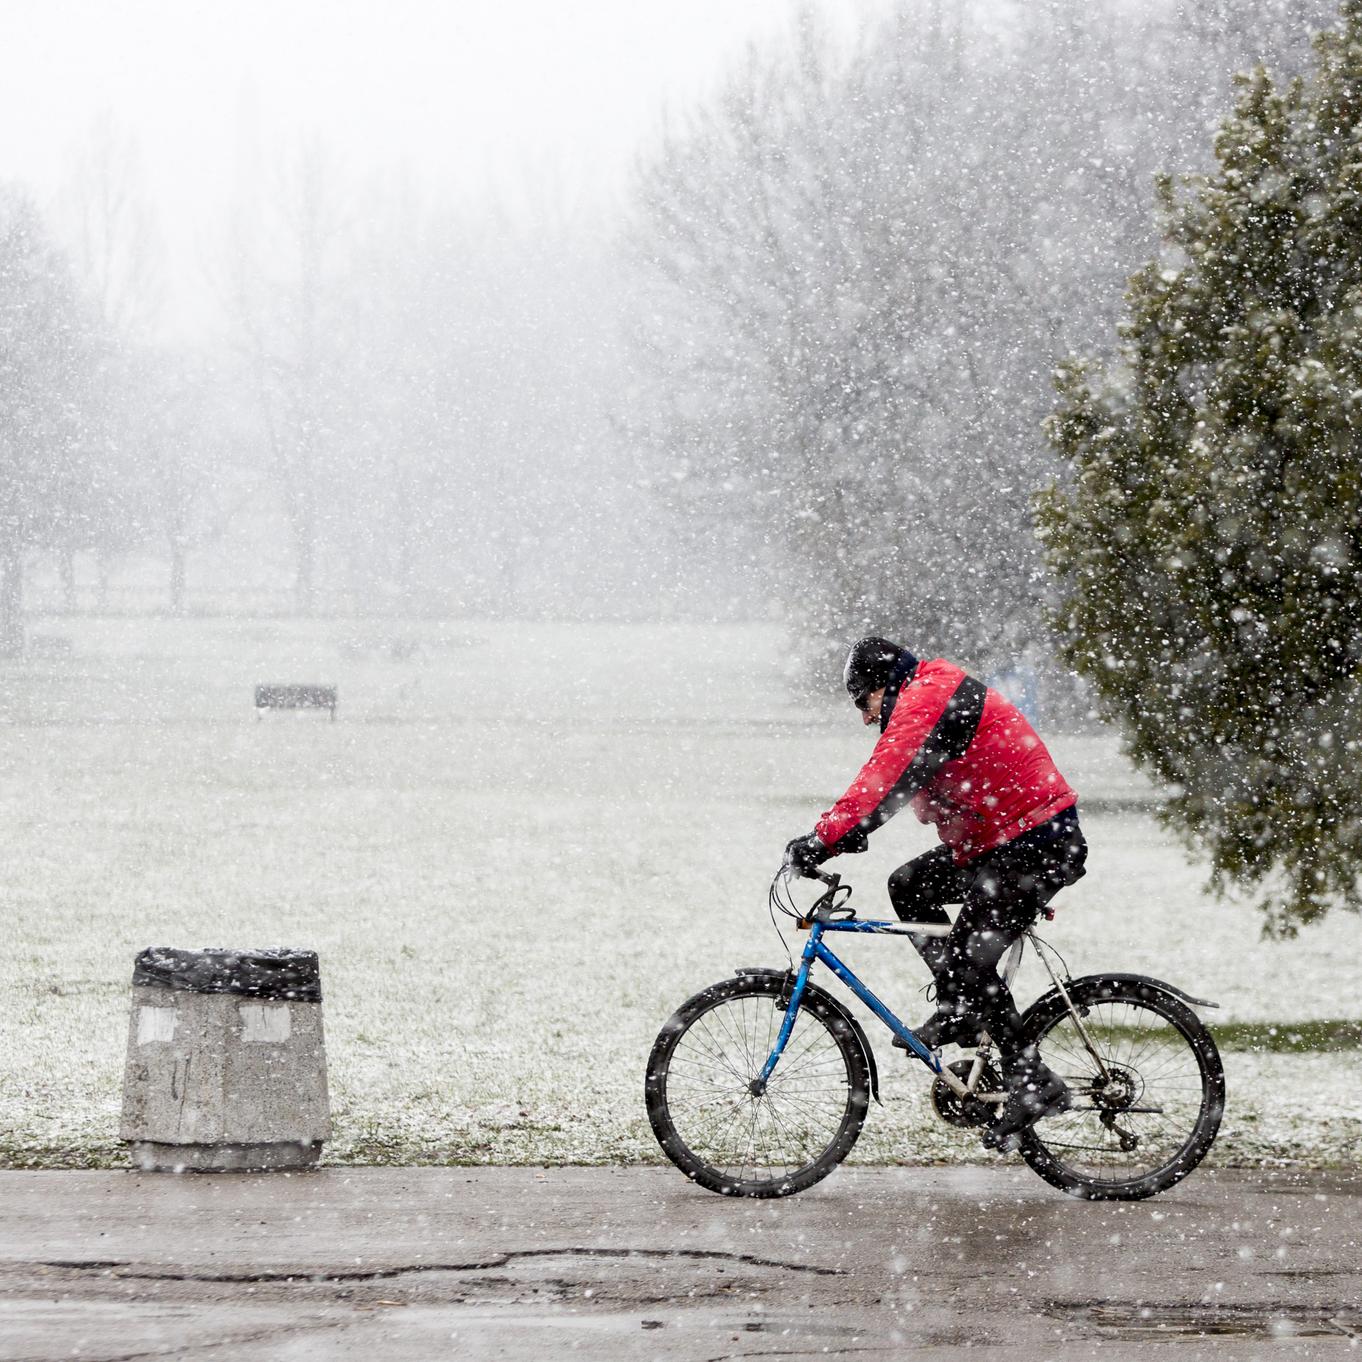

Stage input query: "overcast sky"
[{"left": 0, "top": 0, "right": 883, "bottom": 334}]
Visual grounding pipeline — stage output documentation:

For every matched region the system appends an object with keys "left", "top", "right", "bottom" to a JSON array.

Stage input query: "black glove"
[{"left": 784, "top": 834, "right": 829, "bottom": 877}]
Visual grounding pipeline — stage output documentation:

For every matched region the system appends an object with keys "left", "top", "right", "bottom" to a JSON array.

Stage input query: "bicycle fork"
[{"left": 751, "top": 941, "right": 817, "bottom": 1095}]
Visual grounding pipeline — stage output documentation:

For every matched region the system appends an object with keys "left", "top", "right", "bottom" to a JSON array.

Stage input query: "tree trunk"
[
  {"left": 0, "top": 544, "right": 24, "bottom": 657},
  {"left": 169, "top": 543, "right": 186, "bottom": 615},
  {"left": 295, "top": 533, "right": 315, "bottom": 616},
  {"left": 59, "top": 550, "right": 76, "bottom": 612}
]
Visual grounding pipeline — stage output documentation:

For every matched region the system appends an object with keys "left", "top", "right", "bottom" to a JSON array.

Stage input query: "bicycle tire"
[
  {"left": 1017, "top": 975, "right": 1225, "bottom": 1200},
  {"left": 645, "top": 973, "right": 870, "bottom": 1197}
]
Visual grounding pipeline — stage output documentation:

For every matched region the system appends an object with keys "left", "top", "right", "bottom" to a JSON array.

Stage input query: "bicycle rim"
[
  {"left": 649, "top": 979, "right": 865, "bottom": 1195},
  {"left": 1021, "top": 983, "right": 1223, "bottom": 1199}
]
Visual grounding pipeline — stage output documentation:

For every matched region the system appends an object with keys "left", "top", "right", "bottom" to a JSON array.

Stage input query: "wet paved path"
[{"left": 1, "top": 1165, "right": 1358, "bottom": 1360}]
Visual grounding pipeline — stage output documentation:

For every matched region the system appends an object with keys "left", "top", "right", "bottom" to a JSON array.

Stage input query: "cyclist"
[{"left": 784, "top": 636, "right": 1087, "bottom": 1150}]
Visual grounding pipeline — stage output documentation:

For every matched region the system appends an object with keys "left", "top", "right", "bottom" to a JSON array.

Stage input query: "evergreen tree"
[{"left": 1039, "top": 1, "right": 1362, "bottom": 934}]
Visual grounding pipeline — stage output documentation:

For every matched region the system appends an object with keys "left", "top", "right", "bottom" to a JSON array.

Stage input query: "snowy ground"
[{"left": 0, "top": 617, "right": 1356, "bottom": 1169}]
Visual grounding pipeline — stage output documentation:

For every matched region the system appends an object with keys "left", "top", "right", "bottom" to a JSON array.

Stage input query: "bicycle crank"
[{"left": 930, "top": 1058, "right": 1003, "bottom": 1129}]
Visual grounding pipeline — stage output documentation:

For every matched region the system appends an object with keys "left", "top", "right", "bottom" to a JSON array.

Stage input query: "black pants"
[{"left": 887, "top": 815, "right": 1087, "bottom": 1058}]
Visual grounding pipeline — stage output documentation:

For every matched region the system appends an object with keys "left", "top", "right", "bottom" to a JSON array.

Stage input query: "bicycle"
[{"left": 645, "top": 866, "right": 1225, "bottom": 1200}]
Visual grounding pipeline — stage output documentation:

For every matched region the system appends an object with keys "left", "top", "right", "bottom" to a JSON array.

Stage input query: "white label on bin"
[
  {"left": 239, "top": 1003, "right": 291, "bottom": 1043},
  {"left": 137, "top": 1007, "right": 177, "bottom": 1045}
]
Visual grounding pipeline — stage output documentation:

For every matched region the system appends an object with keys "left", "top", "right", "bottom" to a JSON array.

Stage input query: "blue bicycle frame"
[{"left": 757, "top": 915, "right": 948, "bottom": 1085}]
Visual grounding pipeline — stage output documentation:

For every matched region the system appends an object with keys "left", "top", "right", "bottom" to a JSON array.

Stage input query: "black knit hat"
[{"left": 842, "top": 636, "right": 903, "bottom": 703}]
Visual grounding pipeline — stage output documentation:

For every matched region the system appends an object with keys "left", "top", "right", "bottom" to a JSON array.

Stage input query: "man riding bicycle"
[{"left": 784, "top": 637, "right": 1087, "bottom": 1150}]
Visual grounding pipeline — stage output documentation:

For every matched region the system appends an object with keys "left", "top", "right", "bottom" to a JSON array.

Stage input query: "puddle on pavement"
[{"left": 1057, "top": 1302, "right": 1362, "bottom": 1340}]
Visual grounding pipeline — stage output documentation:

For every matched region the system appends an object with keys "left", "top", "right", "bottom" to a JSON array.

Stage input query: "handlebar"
[
  {"left": 778, "top": 861, "right": 837, "bottom": 886},
  {"left": 773, "top": 863, "right": 855, "bottom": 925}
]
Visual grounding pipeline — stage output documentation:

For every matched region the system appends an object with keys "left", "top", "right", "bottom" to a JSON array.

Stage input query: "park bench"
[{"left": 254, "top": 684, "right": 337, "bottom": 720}]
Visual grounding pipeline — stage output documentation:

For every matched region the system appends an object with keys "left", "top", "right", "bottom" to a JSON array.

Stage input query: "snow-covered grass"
[{"left": 0, "top": 616, "right": 1357, "bottom": 1169}]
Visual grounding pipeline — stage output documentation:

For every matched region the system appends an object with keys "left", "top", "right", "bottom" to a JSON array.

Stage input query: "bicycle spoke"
[
  {"left": 1028, "top": 991, "right": 1217, "bottom": 1191},
  {"left": 656, "top": 985, "right": 859, "bottom": 1189}
]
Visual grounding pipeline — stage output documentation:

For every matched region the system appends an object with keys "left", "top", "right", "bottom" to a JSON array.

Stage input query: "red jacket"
[{"left": 814, "top": 657, "right": 1076, "bottom": 864}]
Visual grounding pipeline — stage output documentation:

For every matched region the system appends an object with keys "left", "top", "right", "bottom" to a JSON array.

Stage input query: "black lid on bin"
[{"left": 132, "top": 948, "right": 322, "bottom": 1002}]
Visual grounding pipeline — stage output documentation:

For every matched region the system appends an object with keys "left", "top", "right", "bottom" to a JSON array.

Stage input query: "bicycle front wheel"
[
  {"left": 645, "top": 974, "right": 869, "bottom": 1197},
  {"left": 1018, "top": 976, "right": 1225, "bottom": 1200}
]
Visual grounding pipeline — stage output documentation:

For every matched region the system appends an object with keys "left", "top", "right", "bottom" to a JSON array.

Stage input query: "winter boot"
[
  {"left": 894, "top": 1004, "right": 984, "bottom": 1053},
  {"left": 980, "top": 1047, "right": 1072, "bottom": 1153}
]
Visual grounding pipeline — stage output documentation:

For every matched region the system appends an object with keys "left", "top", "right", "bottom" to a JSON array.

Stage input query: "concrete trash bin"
[{"left": 119, "top": 947, "right": 331, "bottom": 1172}]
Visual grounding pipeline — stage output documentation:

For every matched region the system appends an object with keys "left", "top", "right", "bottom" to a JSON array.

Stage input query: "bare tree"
[
  {"left": 624, "top": 0, "right": 1337, "bottom": 674},
  {"left": 54, "top": 117, "right": 166, "bottom": 607},
  {"left": 227, "top": 139, "right": 355, "bottom": 614},
  {"left": 0, "top": 191, "right": 101, "bottom": 652},
  {"left": 57, "top": 116, "right": 163, "bottom": 339}
]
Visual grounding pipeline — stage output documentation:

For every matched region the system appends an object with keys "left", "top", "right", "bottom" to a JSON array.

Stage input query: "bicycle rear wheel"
[
  {"left": 645, "top": 974, "right": 869, "bottom": 1197},
  {"left": 1018, "top": 976, "right": 1225, "bottom": 1200}
]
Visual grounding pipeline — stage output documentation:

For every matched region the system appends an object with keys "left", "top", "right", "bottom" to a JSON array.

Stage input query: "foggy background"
[
  {"left": 0, "top": 0, "right": 1338, "bottom": 669},
  {"left": 5, "top": 0, "right": 1361, "bottom": 1175}
]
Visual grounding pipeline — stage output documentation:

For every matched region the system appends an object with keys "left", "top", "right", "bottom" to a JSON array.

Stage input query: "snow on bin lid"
[{"left": 132, "top": 948, "right": 322, "bottom": 1002}]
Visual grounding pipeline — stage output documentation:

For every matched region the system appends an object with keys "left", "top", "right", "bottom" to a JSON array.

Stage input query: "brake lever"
[{"left": 776, "top": 864, "right": 838, "bottom": 886}]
